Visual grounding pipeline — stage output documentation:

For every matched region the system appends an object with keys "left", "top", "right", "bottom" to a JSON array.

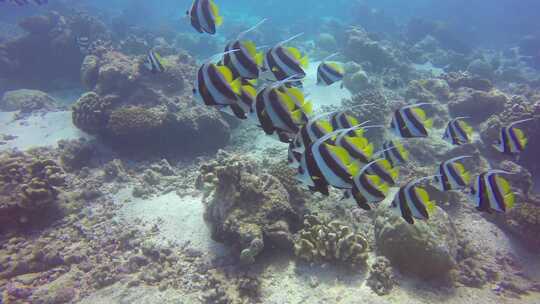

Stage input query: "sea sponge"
[{"left": 293, "top": 214, "right": 369, "bottom": 267}]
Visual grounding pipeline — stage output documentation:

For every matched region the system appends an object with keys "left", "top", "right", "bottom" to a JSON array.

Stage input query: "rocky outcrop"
[
  {"left": 374, "top": 205, "right": 458, "bottom": 279},
  {"left": 448, "top": 88, "right": 507, "bottom": 124},
  {"left": 1, "top": 89, "right": 57, "bottom": 113},
  {"left": 196, "top": 151, "right": 300, "bottom": 264}
]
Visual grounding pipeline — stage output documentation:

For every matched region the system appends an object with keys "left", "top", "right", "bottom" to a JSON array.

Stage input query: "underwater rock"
[
  {"left": 467, "top": 59, "right": 495, "bottom": 80},
  {"left": 367, "top": 256, "right": 395, "bottom": 296},
  {"left": 343, "top": 26, "right": 398, "bottom": 71},
  {"left": 448, "top": 88, "right": 507, "bottom": 124},
  {"left": 1, "top": 89, "right": 58, "bottom": 113},
  {"left": 72, "top": 49, "right": 230, "bottom": 153},
  {"left": 405, "top": 78, "right": 451, "bottom": 103},
  {"left": 342, "top": 62, "right": 371, "bottom": 94},
  {"left": 81, "top": 55, "right": 100, "bottom": 90},
  {"left": 374, "top": 206, "right": 458, "bottom": 279},
  {"left": 103, "top": 159, "right": 128, "bottom": 181},
  {"left": 293, "top": 214, "right": 369, "bottom": 267},
  {"left": 72, "top": 92, "right": 115, "bottom": 134},
  {"left": 316, "top": 33, "right": 338, "bottom": 52},
  {"left": 197, "top": 151, "right": 299, "bottom": 264},
  {"left": 441, "top": 71, "right": 493, "bottom": 91}
]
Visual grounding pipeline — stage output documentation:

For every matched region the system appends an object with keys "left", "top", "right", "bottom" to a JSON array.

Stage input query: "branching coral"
[{"left": 293, "top": 214, "right": 369, "bottom": 267}]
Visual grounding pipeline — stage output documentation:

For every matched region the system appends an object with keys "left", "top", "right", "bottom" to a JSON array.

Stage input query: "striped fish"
[
  {"left": 443, "top": 117, "right": 473, "bottom": 145},
  {"left": 219, "top": 82, "right": 257, "bottom": 120},
  {"left": 335, "top": 124, "right": 385, "bottom": 165},
  {"left": 471, "top": 170, "right": 515, "bottom": 213},
  {"left": 382, "top": 140, "right": 409, "bottom": 166},
  {"left": 188, "top": 0, "right": 223, "bottom": 35},
  {"left": 317, "top": 61, "right": 344, "bottom": 86},
  {"left": 223, "top": 40, "right": 264, "bottom": 79},
  {"left": 296, "top": 140, "right": 330, "bottom": 196},
  {"left": 296, "top": 114, "right": 335, "bottom": 153},
  {"left": 390, "top": 176, "right": 437, "bottom": 225},
  {"left": 493, "top": 118, "right": 534, "bottom": 155},
  {"left": 349, "top": 158, "right": 392, "bottom": 211},
  {"left": 257, "top": 85, "right": 311, "bottom": 141},
  {"left": 76, "top": 36, "right": 90, "bottom": 54},
  {"left": 434, "top": 156, "right": 472, "bottom": 192},
  {"left": 264, "top": 34, "right": 308, "bottom": 86},
  {"left": 311, "top": 130, "right": 361, "bottom": 189},
  {"left": 193, "top": 63, "right": 242, "bottom": 107},
  {"left": 144, "top": 50, "right": 166, "bottom": 74},
  {"left": 390, "top": 103, "right": 433, "bottom": 138}
]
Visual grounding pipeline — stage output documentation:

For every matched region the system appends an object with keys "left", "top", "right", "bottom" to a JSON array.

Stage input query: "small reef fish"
[
  {"left": 390, "top": 103, "right": 433, "bottom": 138},
  {"left": 187, "top": 0, "right": 223, "bottom": 35},
  {"left": 349, "top": 158, "right": 392, "bottom": 211},
  {"left": 220, "top": 82, "right": 257, "bottom": 120},
  {"left": 471, "top": 170, "right": 515, "bottom": 213},
  {"left": 317, "top": 55, "right": 344, "bottom": 87},
  {"left": 193, "top": 63, "right": 242, "bottom": 107},
  {"left": 382, "top": 140, "right": 409, "bottom": 166},
  {"left": 433, "top": 156, "right": 472, "bottom": 192},
  {"left": 443, "top": 117, "right": 473, "bottom": 145},
  {"left": 222, "top": 19, "right": 266, "bottom": 80},
  {"left": 76, "top": 36, "right": 91, "bottom": 54},
  {"left": 335, "top": 124, "right": 384, "bottom": 165},
  {"left": 295, "top": 112, "right": 335, "bottom": 152},
  {"left": 330, "top": 111, "right": 362, "bottom": 131},
  {"left": 264, "top": 34, "right": 309, "bottom": 86},
  {"left": 493, "top": 118, "right": 534, "bottom": 155},
  {"left": 311, "top": 130, "right": 361, "bottom": 189},
  {"left": 144, "top": 50, "right": 166, "bottom": 74},
  {"left": 390, "top": 176, "right": 437, "bottom": 225}
]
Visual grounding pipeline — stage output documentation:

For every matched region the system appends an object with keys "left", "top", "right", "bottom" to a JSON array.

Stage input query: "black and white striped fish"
[
  {"left": 390, "top": 103, "right": 433, "bottom": 138},
  {"left": 390, "top": 176, "right": 437, "bottom": 225},
  {"left": 382, "top": 140, "right": 409, "bottom": 166},
  {"left": 219, "top": 82, "right": 257, "bottom": 120},
  {"left": 187, "top": 0, "right": 223, "bottom": 35},
  {"left": 264, "top": 34, "right": 308, "bottom": 86},
  {"left": 471, "top": 170, "right": 515, "bottom": 213},
  {"left": 144, "top": 50, "right": 166, "bottom": 74},
  {"left": 443, "top": 117, "right": 473, "bottom": 145},
  {"left": 493, "top": 118, "right": 534, "bottom": 155},
  {"left": 193, "top": 63, "right": 242, "bottom": 107},
  {"left": 433, "top": 156, "right": 472, "bottom": 192},
  {"left": 348, "top": 158, "right": 392, "bottom": 211},
  {"left": 317, "top": 61, "right": 344, "bottom": 86}
]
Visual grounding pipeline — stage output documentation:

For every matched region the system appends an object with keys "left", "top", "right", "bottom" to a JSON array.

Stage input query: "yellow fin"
[
  {"left": 459, "top": 120, "right": 474, "bottom": 138},
  {"left": 328, "top": 62, "right": 344, "bottom": 75},
  {"left": 242, "top": 85, "right": 257, "bottom": 98},
  {"left": 348, "top": 161, "right": 360, "bottom": 177},
  {"left": 286, "top": 47, "right": 302, "bottom": 60},
  {"left": 229, "top": 78, "right": 242, "bottom": 95},
  {"left": 505, "top": 192, "right": 516, "bottom": 210},
  {"left": 278, "top": 91, "right": 296, "bottom": 111},
  {"left": 416, "top": 187, "right": 435, "bottom": 214},
  {"left": 287, "top": 87, "right": 304, "bottom": 105},
  {"left": 255, "top": 52, "right": 264, "bottom": 67},
  {"left": 291, "top": 109, "right": 303, "bottom": 124},
  {"left": 243, "top": 40, "right": 257, "bottom": 58},
  {"left": 346, "top": 115, "right": 359, "bottom": 126},
  {"left": 496, "top": 176, "right": 512, "bottom": 195},
  {"left": 412, "top": 107, "right": 427, "bottom": 120},
  {"left": 300, "top": 55, "right": 309, "bottom": 68},
  {"left": 325, "top": 143, "right": 351, "bottom": 164},
  {"left": 217, "top": 65, "right": 233, "bottom": 82},
  {"left": 425, "top": 118, "right": 433, "bottom": 129},
  {"left": 318, "top": 120, "right": 333, "bottom": 133},
  {"left": 513, "top": 128, "right": 528, "bottom": 147},
  {"left": 302, "top": 101, "right": 313, "bottom": 115},
  {"left": 210, "top": 1, "right": 222, "bottom": 26},
  {"left": 396, "top": 142, "right": 409, "bottom": 160}
]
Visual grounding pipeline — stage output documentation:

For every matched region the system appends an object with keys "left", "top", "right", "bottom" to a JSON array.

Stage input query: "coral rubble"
[{"left": 367, "top": 256, "right": 395, "bottom": 296}]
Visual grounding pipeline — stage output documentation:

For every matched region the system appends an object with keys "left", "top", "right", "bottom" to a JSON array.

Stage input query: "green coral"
[{"left": 294, "top": 214, "right": 369, "bottom": 267}]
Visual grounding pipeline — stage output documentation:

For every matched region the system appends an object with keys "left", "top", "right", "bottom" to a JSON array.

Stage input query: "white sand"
[
  {"left": 0, "top": 111, "right": 86, "bottom": 151},
  {"left": 115, "top": 188, "right": 228, "bottom": 257}
]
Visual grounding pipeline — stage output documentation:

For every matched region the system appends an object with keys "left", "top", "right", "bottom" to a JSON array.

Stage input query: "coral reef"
[
  {"left": 1, "top": 89, "right": 58, "bottom": 113},
  {"left": 196, "top": 151, "right": 300, "bottom": 264},
  {"left": 374, "top": 206, "right": 458, "bottom": 279},
  {"left": 316, "top": 33, "right": 338, "bottom": 53},
  {"left": 367, "top": 256, "right": 395, "bottom": 296},
  {"left": 405, "top": 78, "right": 450, "bottom": 103},
  {"left": 342, "top": 62, "right": 371, "bottom": 94},
  {"left": 57, "top": 139, "right": 96, "bottom": 171},
  {"left": 448, "top": 87, "right": 507, "bottom": 124},
  {"left": 0, "top": 150, "right": 65, "bottom": 229},
  {"left": 441, "top": 71, "right": 493, "bottom": 91},
  {"left": 343, "top": 26, "right": 399, "bottom": 72},
  {"left": 293, "top": 214, "right": 369, "bottom": 267},
  {"left": 73, "top": 49, "right": 230, "bottom": 153}
]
